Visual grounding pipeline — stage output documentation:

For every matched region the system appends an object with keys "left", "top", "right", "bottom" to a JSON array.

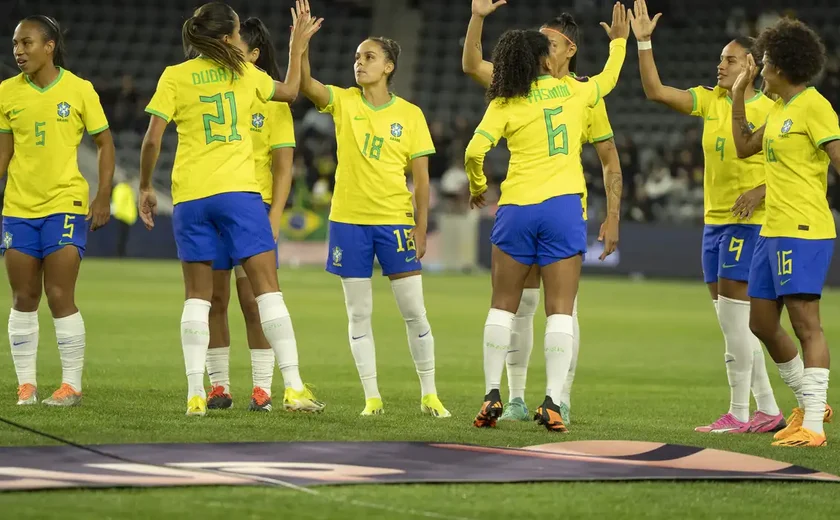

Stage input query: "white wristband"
[{"left": 637, "top": 40, "right": 652, "bottom": 50}]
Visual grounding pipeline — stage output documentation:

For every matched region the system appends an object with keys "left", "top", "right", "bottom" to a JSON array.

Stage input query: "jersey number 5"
[
  {"left": 35, "top": 122, "right": 46, "bottom": 147},
  {"left": 543, "top": 107, "right": 568, "bottom": 156},
  {"left": 199, "top": 92, "right": 242, "bottom": 145}
]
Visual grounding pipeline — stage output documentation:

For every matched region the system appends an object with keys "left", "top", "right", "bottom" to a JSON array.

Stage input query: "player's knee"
[
  {"left": 788, "top": 311, "right": 822, "bottom": 344},
  {"left": 749, "top": 313, "right": 776, "bottom": 344},
  {"left": 11, "top": 288, "right": 40, "bottom": 313},
  {"left": 210, "top": 291, "right": 229, "bottom": 317},
  {"left": 44, "top": 284, "right": 74, "bottom": 315},
  {"left": 342, "top": 278, "right": 373, "bottom": 323},
  {"left": 516, "top": 288, "right": 540, "bottom": 318}
]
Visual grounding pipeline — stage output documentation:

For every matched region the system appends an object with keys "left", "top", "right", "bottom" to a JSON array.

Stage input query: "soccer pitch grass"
[{"left": 0, "top": 259, "right": 838, "bottom": 519}]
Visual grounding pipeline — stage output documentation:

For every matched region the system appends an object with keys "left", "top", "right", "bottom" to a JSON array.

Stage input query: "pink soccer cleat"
[
  {"left": 695, "top": 413, "right": 750, "bottom": 433},
  {"left": 748, "top": 411, "right": 786, "bottom": 433}
]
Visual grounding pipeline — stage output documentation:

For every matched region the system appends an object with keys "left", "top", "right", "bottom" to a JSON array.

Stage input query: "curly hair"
[
  {"left": 756, "top": 18, "right": 826, "bottom": 85},
  {"left": 486, "top": 30, "right": 550, "bottom": 102}
]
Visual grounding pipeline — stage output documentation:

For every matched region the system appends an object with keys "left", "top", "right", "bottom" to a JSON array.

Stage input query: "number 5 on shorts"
[
  {"left": 62, "top": 215, "right": 75, "bottom": 239},
  {"left": 393, "top": 229, "right": 415, "bottom": 252}
]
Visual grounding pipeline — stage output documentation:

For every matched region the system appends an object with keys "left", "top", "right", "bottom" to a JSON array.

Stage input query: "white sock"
[
  {"left": 802, "top": 367, "right": 829, "bottom": 434},
  {"left": 391, "top": 276, "right": 437, "bottom": 397},
  {"left": 484, "top": 308, "right": 515, "bottom": 394},
  {"left": 342, "top": 278, "right": 380, "bottom": 400},
  {"left": 750, "top": 337, "right": 781, "bottom": 416},
  {"left": 181, "top": 299, "right": 211, "bottom": 399},
  {"left": 206, "top": 346, "right": 230, "bottom": 393},
  {"left": 250, "top": 349, "right": 274, "bottom": 397},
  {"left": 545, "top": 314, "right": 574, "bottom": 404},
  {"left": 54, "top": 312, "right": 85, "bottom": 393},
  {"left": 560, "top": 296, "right": 580, "bottom": 407},
  {"left": 776, "top": 354, "right": 805, "bottom": 408},
  {"left": 9, "top": 309, "right": 39, "bottom": 387},
  {"left": 255, "top": 292, "right": 303, "bottom": 391},
  {"left": 716, "top": 296, "right": 754, "bottom": 422},
  {"left": 507, "top": 288, "right": 538, "bottom": 401}
]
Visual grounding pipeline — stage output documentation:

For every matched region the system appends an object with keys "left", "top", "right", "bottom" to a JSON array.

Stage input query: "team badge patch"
[
  {"left": 748, "top": 122, "right": 755, "bottom": 131},
  {"left": 57, "top": 101, "right": 71, "bottom": 118},
  {"left": 251, "top": 113, "right": 265, "bottom": 129},
  {"left": 2, "top": 231, "right": 11, "bottom": 249},
  {"left": 331, "top": 246, "right": 343, "bottom": 267},
  {"left": 781, "top": 119, "right": 793, "bottom": 134},
  {"left": 390, "top": 123, "right": 403, "bottom": 138}
]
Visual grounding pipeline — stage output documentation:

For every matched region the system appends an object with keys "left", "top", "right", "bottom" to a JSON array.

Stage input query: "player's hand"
[
  {"left": 138, "top": 187, "right": 157, "bottom": 231},
  {"left": 268, "top": 208, "right": 282, "bottom": 241},
  {"left": 733, "top": 53, "right": 758, "bottom": 94},
  {"left": 628, "top": 0, "right": 661, "bottom": 42},
  {"left": 472, "top": 0, "right": 506, "bottom": 18},
  {"left": 87, "top": 189, "right": 111, "bottom": 231},
  {"left": 469, "top": 192, "right": 487, "bottom": 209},
  {"left": 731, "top": 184, "right": 765, "bottom": 220},
  {"left": 600, "top": 2, "right": 630, "bottom": 41},
  {"left": 290, "top": 0, "right": 323, "bottom": 55},
  {"left": 408, "top": 226, "right": 427, "bottom": 260},
  {"left": 598, "top": 215, "right": 619, "bottom": 260}
]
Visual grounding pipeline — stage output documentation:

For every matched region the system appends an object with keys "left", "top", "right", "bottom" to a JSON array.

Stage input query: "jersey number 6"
[
  {"left": 543, "top": 107, "right": 568, "bottom": 157},
  {"left": 199, "top": 92, "right": 242, "bottom": 145}
]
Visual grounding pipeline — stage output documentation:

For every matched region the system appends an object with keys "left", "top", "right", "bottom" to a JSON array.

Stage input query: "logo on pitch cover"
[
  {"left": 781, "top": 119, "right": 793, "bottom": 134},
  {"left": 3, "top": 231, "right": 11, "bottom": 249},
  {"left": 390, "top": 123, "right": 403, "bottom": 138},
  {"left": 332, "top": 246, "right": 343, "bottom": 267},
  {"left": 251, "top": 113, "right": 265, "bottom": 130},
  {"left": 57, "top": 101, "right": 71, "bottom": 119}
]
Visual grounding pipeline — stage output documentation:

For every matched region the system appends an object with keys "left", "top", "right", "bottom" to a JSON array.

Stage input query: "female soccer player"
[
  {"left": 466, "top": 28, "right": 619, "bottom": 432},
  {"left": 139, "top": 2, "right": 323, "bottom": 416},
  {"left": 298, "top": 0, "right": 449, "bottom": 418},
  {"left": 0, "top": 16, "right": 114, "bottom": 407},
  {"left": 461, "top": 0, "right": 626, "bottom": 425},
  {"left": 731, "top": 19, "right": 840, "bottom": 447},
  {"left": 630, "top": 0, "right": 784, "bottom": 434},
  {"left": 204, "top": 17, "right": 302, "bottom": 413}
]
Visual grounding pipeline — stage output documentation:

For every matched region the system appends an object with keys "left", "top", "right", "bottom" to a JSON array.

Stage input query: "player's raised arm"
[
  {"left": 629, "top": 0, "right": 693, "bottom": 114},
  {"left": 590, "top": 1, "right": 629, "bottom": 97},
  {"left": 731, "top": 54, "right": 765, "bottom": 158},
  {"left": 272, "top": 4, "right": 322, "bottom": 103},
  {"left": 462, "top": 0, "right": 505, "bottom": 88}
]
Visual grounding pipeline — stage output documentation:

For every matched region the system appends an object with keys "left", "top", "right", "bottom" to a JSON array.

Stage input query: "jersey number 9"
[
  {"left": 199, "top": 92, "right": 242, "bottom": 145},
  {"left": 543, "top": 107, "right": 568, "bottom": 157}
]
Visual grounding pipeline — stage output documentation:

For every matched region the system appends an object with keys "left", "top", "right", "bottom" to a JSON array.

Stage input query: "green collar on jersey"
[
  {"left": 25, "top": 66, "right": 64, "bottom": 93},
  {"left": 359, "top": 90, "right": 396, "bottom": 111},
  {"left": 784, "top": 86, "right": 814, "bottom": 107},
  {"left": 724, "top": 89, "right": 763, "bottom": 104}
]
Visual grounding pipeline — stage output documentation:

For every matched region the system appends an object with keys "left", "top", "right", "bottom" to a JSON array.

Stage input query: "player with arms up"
[
  {"left": 298, "top": 0, "right": 449, "bottom": 418},
  {"left": 0, "top": 16, "right": 114, "bottom": 406},
  {"left": 466, "top": 28, "right": 619, "bottom": 432},
  {"left": 204, "top": 17, "right": 308, "bottom": 413},
  {"left": 461, "top": 0, "right": 626, "bottom": 424},
  {"left": 139, "top": 2, "right": 323, "bottom": 416},
  {"left": 731, "top": 19, "right": 839, "bottom": 447},
  {"left": 630, "top": 0, "right": 784, "bottom": 434}
]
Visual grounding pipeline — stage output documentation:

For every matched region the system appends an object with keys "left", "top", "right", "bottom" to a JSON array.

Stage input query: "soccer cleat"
[
  {"left": 534, "top": 396, "right": 569, "bottom": 433},
  {"left": 774, "top": 405, "right": 833, "bottom": 440},
  {"left": 284, "top": 384, "right": 325, "bottom": 412},
  {"left": 361, "top": 397, "right": 384, "bottom": 416},
  {"left": 694, "top": 413, "right": 750, "bottom": 433},
  {"left": 748, "top": 411, "right": 786, "bottom": 433},
  {"left": 473, "top": 389, "right": 503, "bottom": 428},
  {"left": 248, "top": 387, "right": 272, "bottom": 412},
  {"left": 420, "top": 394, "right": 451, "bottom": 418},
  {"left": 16, "top": 384, "right": 38, "bottom": 406},
  {"left": 499, "top": 397, "right": 530, "bottom": 422},
  {"left": 206, "top": 385, "right": 232, "bottom": 409},
  {"left": 186, "top": 395, "right": 207, "bottom": 416},
  {"left": 771, "top": 427, "right": 826, "bottom": 447},
  {"left": 42, "top": 383, "right": 81, "bottom": 407},
  {"left": 558, "top": 401, "right": 571, "bottom": 425}
]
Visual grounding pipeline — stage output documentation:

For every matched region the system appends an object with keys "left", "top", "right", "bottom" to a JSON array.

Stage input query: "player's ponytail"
[
  {"left": 241, "top": 17, "right": 282, "bottom": 81},
  {"left": 543, "top": 13, "right": 580, "bottom": 74},
  {"left": 22, "top": 15, "right": 66, "bottom": 68},
  {"left": 487, "top": 29, "right": 549, "bottom": 102},
  {"left": 368, "top": 37, "right": 401, "bottom": 86},
  {"left": 182, "top": 2, "right": 245, "bottom": 77}
]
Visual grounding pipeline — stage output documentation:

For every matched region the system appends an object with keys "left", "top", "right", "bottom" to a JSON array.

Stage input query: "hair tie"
[{"left": 540, "top": 27, "right": 574, "bottom": 46}]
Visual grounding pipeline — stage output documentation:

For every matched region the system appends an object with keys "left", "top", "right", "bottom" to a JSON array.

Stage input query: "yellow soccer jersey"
[
  {"left": 146, "top": 59, "right": 275, "bottom": 205},
  {"left": 688, "top": 85, "right": 773, "bottom": 225},
  {"left": 249, "top": 99, "right": 295, "bottom": 204},
  {"left": 761, "top": 87, "right": 840, "bottom": 240},
  {"left": 466, "top": 75, "right": 600, "bottom": 206},
  {"left": 580, "top": 99, "right": 614, "bottom": 217},
  {"left": 319, "top": 86, "right": 435, "bottom": 225},
  {"left": 0, "top": 68, "right": 109, "bottom": 218}
]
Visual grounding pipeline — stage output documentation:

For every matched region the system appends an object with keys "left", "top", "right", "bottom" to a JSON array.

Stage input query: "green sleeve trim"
[
  {"left": 474, "top": 129, "right": 496, "bottom": 144},
  {"left": 270, "top": 143, "right": 296, "bottom": 150},
  {"left": 324, "top": 85, "right": 334, "bottom": 109},
  {"left": 591, "top": 132, "right": 614, "bottom": 143},
  {"left": 0, "top": 129, "right": 11, "bottom": 134},
  {"left": 816, "top": 135, "right": 840, "bottom": 147},
  {"left": 268, "top": 81, "right": 277, "bottom": 102},
  {"left": 689, "top": 89, "right": 698, "bottom": 115},
  {"left": 410, "top": 149, "right": 435, "bottom": 159},
  {"left": 88, "top": 124, "right": 109, "bottom": 135},
  {"left": 594, "top": 81, "right": 602, "bottom": 107},
  {"left": 145, "top": 108, "right": 171, "bottom": 122}
]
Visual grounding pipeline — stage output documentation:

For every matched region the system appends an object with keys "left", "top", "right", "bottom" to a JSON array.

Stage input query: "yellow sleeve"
[
  {"left": 465, "top": 101, "right": 506, "bottom": 196},
  {"left": 688, "top": 86, "right": 714, "bottom": 118},
  {"left": 590, "top": 38, "right": 626, "bottom": 99},
  {"left": 269, "top": 102, "right": 296, "bottom": 150},
  {"left": 0, "top": 105, "right": 9, "bottom": 134},
  {"left": 81, "top": 81, "right": 109, "bottom": 135},
  {"left": 145, "top": 68, "right": 176, "bottom": 122},
  {"left": 318, "top": 85, "right": 346, "bottom": 115},
  {"left": 409, "top": 108, "right": 435, "bottom": 160},
  {"left": 253, "top": 65, "right": 276, "bottom": 103},
  {"left": 806, "top": 97, "right": 840, "bottom": 148},
  {"left": 588, "top": 101, "right": 614, "bottom": 143}
]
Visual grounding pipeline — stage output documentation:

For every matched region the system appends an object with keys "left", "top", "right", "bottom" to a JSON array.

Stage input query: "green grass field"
[{"left": 0, "top": 260, "right": 838, "bottom": 519}]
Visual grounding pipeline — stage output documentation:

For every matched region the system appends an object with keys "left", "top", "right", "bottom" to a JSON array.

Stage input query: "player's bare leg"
[
  {"left": 500, "top": 265, "right": 539, "bottom": 422},
  {"left": 42, "top": 246, "right": 84, "bottom": 407},
  {"left": 5, "top": 250, "right": 42, "bottom": 405},
  {"left": 234, "top": 266, "right": 274, "bottom": 412}
]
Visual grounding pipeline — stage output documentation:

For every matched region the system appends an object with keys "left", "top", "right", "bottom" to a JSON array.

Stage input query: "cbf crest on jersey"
[
  {"left": 332, "top": 246, "right": 343, "bottom": 267},
  {"left": 57, "top": 101, "right": 71, "bottom": 119},
  {"left": 390, "top": 122, "right": 403, "bottom": 142},
  {"left": 781, "top": 119, "right": 793, "bottom": 134},
  {"left": 251, "top": 113, "right": 265, "bottom": 131}
]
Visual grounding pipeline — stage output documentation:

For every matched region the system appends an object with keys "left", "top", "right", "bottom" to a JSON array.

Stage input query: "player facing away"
[
  {"left": 298, "top": 0, "right": 449, "bottom": 418},
  {"left": 629, "top": 0, "right": 784, "bottom": 434},
  {"left": 139, "top": 2, "right": 324, "bottom": 416},
  {"left": 204, "top": 17, "right": 315, "bottom": 413},
  {"left": 731, "top": 19, "right": 840, "bottom": 447},
  {"left": 466, "top": 28, "right": 622, "bottom": 432},
  {"left": 461, "top": 0, "right": 626, "bottom": 424},
  {"left": 0, "top": 16, "right": 115, "bottom": 406}
]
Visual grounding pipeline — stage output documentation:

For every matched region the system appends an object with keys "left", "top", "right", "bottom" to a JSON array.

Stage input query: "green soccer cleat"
[
  {"left": 558, "top": 401, "right": 571, "bottom": 425},
  {"left": 499, "top": 397, "right": 530, "bottom": 422}
]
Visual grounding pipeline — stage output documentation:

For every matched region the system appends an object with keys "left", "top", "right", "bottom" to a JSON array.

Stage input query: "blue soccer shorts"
[
  {"left": 701, "top": 224, "right": 761, "bottom": 284},
  {"left": 326, "top": 221, "right": 421, "bottom": 278},
  {"left": 748, "top": 235, "right": 834, "bottom": 299},
  {"left": 211, "top": 202, "right": 278, "bottom": 271},
  {"left": 1, "top": 213, "right": 87, "bottom": 259}
]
